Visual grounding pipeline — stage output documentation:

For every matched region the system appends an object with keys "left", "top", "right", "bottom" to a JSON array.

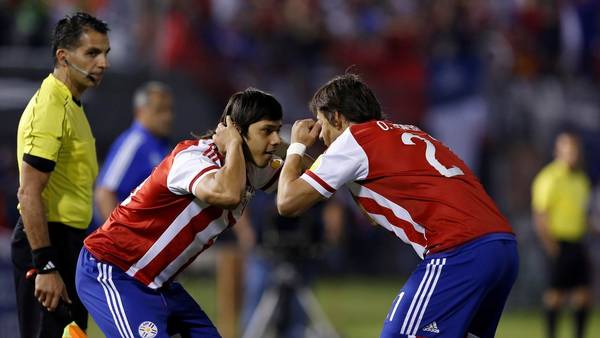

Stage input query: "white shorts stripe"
[
  {"left": 106, "top": 265, "right": 135, "bottom": 337},
  {"left": 400, "top": 260, "right": 434, "bottom": 334},
  {"left": 97, "top": 263, "right": 129, "bottom": 338},
  {"left": 97, "top": 263, "right": 134, "bottom": 338},
  {"left": 405, "top": 259, "right": 441, "bottom": 334},
  {"left": 102, "top": 264, "right": 132, "bottom": 338},
  {"left": 411, "top": 258, "right": 446, "bottom": 335}
]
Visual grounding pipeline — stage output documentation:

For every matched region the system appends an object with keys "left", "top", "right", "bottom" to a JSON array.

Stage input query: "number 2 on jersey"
[{"left": 401, "top": 133, "right": 464, "bottom": 178}]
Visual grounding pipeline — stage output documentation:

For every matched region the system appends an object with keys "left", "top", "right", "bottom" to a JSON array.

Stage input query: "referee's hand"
[{"left": 34, "top": 272, "right": 72, "bottom": 312}]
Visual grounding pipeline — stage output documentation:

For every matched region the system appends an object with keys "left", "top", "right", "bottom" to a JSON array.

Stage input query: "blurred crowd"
[{"left": 1, "top": 0, "right": 600, "bottom": 302}]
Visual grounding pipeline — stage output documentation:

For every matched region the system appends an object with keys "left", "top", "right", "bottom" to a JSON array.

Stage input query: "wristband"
[
  {"left": 286, "top": 142, "right": 306, "bottom": 157},
  {"left": 32, "top": 246, "right": 58, "bottom": 274}
]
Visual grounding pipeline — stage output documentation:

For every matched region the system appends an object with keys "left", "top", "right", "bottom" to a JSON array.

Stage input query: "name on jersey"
[{"left": 376, "top": 121, "right": 421, "bottom": 132}]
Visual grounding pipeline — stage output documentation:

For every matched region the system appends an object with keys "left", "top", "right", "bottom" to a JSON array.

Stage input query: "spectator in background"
[
  {"left": 94, "top": 81, "right": 173, "bottom": 226},
  {"left": 424, "top": 1, "right": 488, "bottom": 175},
  {"left": 12, "top": 12, "right": 110, "bottom": 337},
  {"left": 532, "top": 129, "right": 592, "bottom": 338}
]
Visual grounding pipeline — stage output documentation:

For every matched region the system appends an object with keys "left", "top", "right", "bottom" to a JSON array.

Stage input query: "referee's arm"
[
  {"left": 533, "top": 210, "right": 558, "bottom": 257},
  {"left": 17, "top": 156, "right": 72, "bottom": 311},
  {"left": 18, "top": 160, "right": 52, "bottom": 249}
]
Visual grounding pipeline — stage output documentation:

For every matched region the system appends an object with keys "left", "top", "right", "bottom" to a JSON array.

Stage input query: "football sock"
[
  {"left": 545, "top": 308, "right": 558, "bottom": 338},
  {"left": 574, "top": 307, "right": 588, "bottom": 338}
]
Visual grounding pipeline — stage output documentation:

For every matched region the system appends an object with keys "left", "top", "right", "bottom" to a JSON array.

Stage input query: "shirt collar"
[{"left": 45, "top": 74, "right": 78, "bottom": 104}]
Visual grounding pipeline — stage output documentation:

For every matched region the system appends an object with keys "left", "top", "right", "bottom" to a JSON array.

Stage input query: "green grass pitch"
[{"left": 86, "top": 275, "right": 599, "bottom": 338}]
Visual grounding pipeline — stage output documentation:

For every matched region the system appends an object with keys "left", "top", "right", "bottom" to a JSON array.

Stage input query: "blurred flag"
[{"left": 62, "top": 321, "right": 87, "bottom": 338}]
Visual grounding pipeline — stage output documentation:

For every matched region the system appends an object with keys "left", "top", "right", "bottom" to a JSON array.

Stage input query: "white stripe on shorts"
[
  {"left": 97, "top": 263, "right": 135, "bottom": 338},
  {"left": 401, "top": 259, "right": 434, "bottom": 334},
  {"left": 401, "top": 258, "right": 446, "bottom": 334},
  {"left": 410, "top": 258, "right": 446, "bottom": 335}
]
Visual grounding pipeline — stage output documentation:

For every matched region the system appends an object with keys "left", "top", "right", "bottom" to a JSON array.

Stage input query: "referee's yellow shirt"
[
  {"left": 532, "top": 161, "right": 591, "bottom": 242},
  {"left": 17, "top": 74, "right": 98, "bottom": 229}
]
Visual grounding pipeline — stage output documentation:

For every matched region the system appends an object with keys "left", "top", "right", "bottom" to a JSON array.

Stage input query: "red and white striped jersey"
[
  {"left": 85, "top": 139, "right": 281, "bottom": 288},
  {"left": 301, "top": 120, "right": 512, "bottom": 258}
]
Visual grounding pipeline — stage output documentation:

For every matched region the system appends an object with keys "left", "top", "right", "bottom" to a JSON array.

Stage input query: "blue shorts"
[
  {"left": 380, "top": 233, "right": 518, "bottom": 338},
  {"left": 75, "top": 247, "right": 220, "bottom": 338}
]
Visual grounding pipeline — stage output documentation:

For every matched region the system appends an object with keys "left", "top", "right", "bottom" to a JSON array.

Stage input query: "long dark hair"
[{"left": 197, "top": 88, "right": 282, "bottom": 139}]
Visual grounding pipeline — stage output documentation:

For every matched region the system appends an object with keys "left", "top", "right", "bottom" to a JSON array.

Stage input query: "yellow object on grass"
[{"left": 63, "top": 321, "right": 87, "bottom": 338}]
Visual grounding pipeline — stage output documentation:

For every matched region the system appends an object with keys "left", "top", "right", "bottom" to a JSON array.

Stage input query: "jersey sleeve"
[
  {"left": 97, "top": 131, "right": 144, "bottom": 191},
  {"left": 300, "top": 128, "right": 369, "bottom": 198},
  {"left": 167, "top": 146, "right": 220, "bottom": 195},
  {"left": 250, "top": 157, "right": 283, "bottom": 193},
  {"left": 22, "top": 92, "right": 65, "bottom": 162}
]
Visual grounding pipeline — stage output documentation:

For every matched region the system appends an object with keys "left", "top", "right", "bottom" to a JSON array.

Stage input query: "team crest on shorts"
[{"left": 138, "top": 321, "right": 158, "bottom": 338}]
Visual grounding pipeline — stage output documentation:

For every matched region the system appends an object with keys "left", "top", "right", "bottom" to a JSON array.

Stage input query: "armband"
[
  {"left": 32, "top": 246, "right": 58, "bottom": 274},
  {"left": 286, "top": 143, "right": 306, "bottom": 157}
]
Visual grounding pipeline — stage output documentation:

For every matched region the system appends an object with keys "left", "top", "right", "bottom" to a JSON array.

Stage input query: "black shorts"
[
  {"left": 11, "top": 217, "right": 88, "bottom": 338},
  {"left": 548, "top": 241, "right": 591, "bottom": 290}
]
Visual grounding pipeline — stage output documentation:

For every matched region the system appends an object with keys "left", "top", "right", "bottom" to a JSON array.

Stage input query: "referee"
[
  {"left": 12, "top": 13, "right": 110, "bottom": 338},
  {"left": 532, "top": 129, "right": 592, "bottom": 338}
]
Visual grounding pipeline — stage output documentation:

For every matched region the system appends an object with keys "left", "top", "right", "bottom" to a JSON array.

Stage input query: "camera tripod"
[{"left": 241, "top": 261, "right": 341, "bottom": 338}]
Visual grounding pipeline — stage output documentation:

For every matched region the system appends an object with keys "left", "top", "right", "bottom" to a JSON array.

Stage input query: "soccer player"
[
  {"left": 277, "top": 74, "right": 518, "bottom": 338},
  {"left": 76, "top": 88, "right": 284, "bottom": 337},
  {"left": 13, "top": 12, "right": 110, "bottom": 337}
]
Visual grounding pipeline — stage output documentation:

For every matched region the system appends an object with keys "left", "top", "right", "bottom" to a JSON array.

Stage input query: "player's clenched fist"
[
  {"left": 291, "top": 118, "right": 321, "bottom": 147},
  {"left": 213, "top": 115, "right": 242, "bottom": 153}
]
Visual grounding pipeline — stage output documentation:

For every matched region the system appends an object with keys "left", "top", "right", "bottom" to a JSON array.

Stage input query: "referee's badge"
[{"left": 138, "top": 321, "right": 158, "bottom": 338}]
